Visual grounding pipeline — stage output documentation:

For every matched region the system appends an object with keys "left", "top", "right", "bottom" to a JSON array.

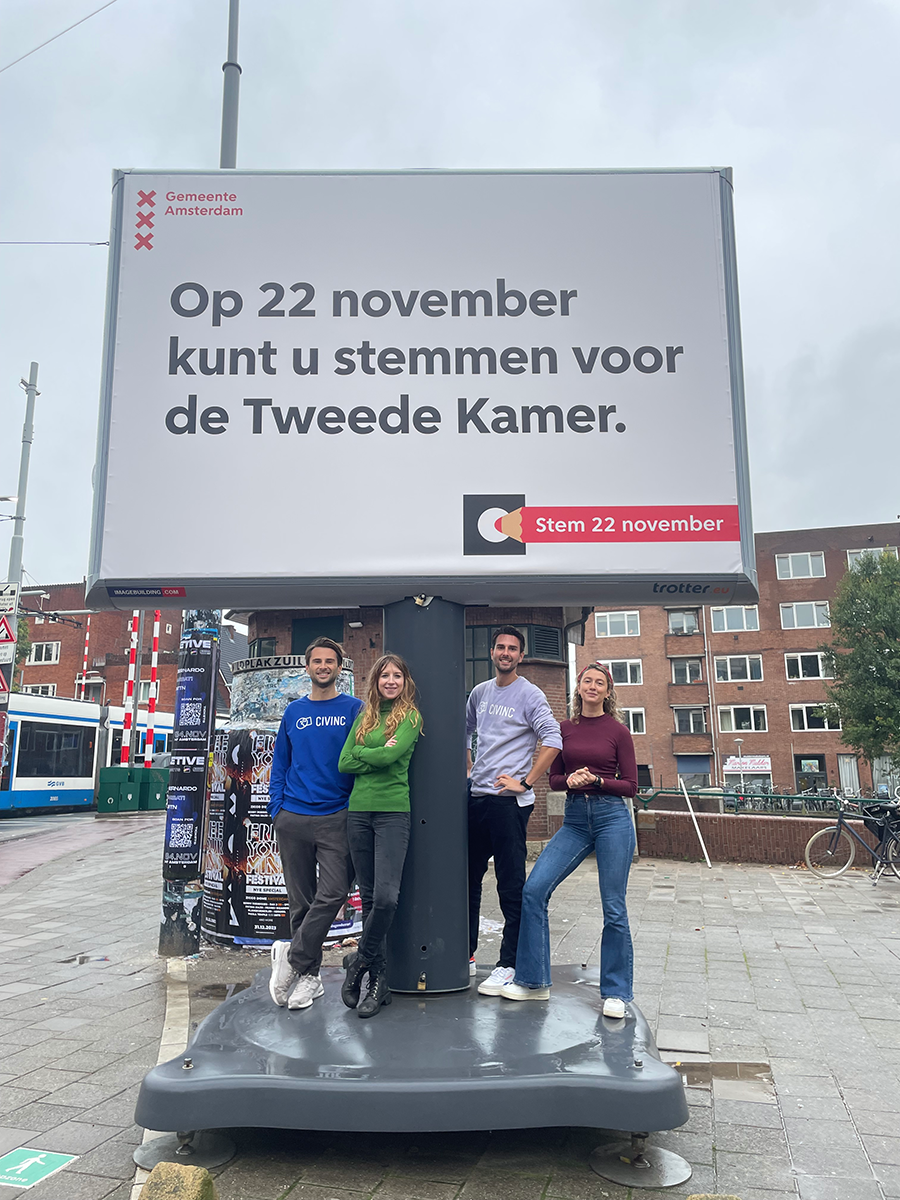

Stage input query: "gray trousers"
[{"left": 274, "top": 807, "right": 352, "bottom": 976}]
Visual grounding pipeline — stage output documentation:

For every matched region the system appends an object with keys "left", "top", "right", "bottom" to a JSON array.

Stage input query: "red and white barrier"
[
  {"left": 79, "top": 615, "right": 91, "bottom": 700},
  {"left": 120, "top": 610, "right": 139, "bottom": 765},
  {"left": 143, "top": 609, "right": 160, "bottom": 767}
]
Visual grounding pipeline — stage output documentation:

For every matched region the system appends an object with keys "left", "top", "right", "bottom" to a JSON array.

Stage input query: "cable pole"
[{"left": 7, "top": 363, "right": 39, "bottom": 588}]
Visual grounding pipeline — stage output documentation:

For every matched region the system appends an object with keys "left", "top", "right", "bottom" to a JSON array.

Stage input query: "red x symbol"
[
  {"left": 135, "top": 233, "right": 153, "bottom": 250},
  {"left": 137, "top": 190, "right": 156, "bottom": 207},
  {"left": 135, "top": 212, "right": 154, "bottom": 229}
]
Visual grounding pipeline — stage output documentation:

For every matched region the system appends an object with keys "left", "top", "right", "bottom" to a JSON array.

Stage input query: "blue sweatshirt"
[{"left": 268, "top": 693, "right": 364, "bottom": 818}]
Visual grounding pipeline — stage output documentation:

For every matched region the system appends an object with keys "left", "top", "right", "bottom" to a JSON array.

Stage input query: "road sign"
[
  {"left": 0, "top": 615, "right": 16, "bottom": 644},
  {"left": 0, "top": 583, "right": 18, "bottom": 613},
  {"left": 0, "top": 1147, "right": 78, "bottom": 1189}
]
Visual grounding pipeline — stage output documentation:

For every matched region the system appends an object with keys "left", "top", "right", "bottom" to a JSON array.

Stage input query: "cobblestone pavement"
[{"left": 2, "top": 816, "right": 900, "bottom": 1199}]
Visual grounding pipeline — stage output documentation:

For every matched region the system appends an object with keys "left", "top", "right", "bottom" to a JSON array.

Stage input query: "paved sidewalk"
[{"left": 2, "top": 815, "right": 900, "bottom": 1199}]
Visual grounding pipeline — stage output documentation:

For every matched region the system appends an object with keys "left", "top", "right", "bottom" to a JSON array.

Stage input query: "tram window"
[{"left": 15, "top": 721, "right": 96, "bottom": 778}]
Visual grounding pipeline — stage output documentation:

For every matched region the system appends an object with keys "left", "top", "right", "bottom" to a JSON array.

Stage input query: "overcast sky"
[{"left": 1, "top": 0, "right": 898, "bottom": 587}]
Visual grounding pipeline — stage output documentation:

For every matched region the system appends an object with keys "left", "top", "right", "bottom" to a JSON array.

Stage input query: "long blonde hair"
[
  {"left": 355, "top": 654, "right": 422, "bottom": 742},
  {"left": 571, "top": 662, "right": 624, "bottom": 724}
]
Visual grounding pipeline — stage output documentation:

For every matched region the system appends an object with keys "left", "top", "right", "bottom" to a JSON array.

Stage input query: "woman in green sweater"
[{"left": 338, "top": 654, "right": 422, "bottom": 1017}]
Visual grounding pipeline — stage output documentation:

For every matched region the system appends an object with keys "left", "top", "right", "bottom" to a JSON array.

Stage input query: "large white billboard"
[{"left": 87, "top": 169, "right": 755, "bottom": 609}]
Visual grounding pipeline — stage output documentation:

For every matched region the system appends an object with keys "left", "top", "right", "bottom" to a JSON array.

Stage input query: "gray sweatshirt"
[{"left": 466, "top": 676, "right": 563, "bottom": 807}]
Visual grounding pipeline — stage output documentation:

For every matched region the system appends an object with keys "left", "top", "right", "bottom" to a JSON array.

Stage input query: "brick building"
[
  {"left": 17, "top": 583, "right": 184, "bottom": 710},
  {"left": 241, "top": 604, "right": 569, "bottom": 839},
  {"left": 576, "top": 521, "right": 900, "bottom": 796}
]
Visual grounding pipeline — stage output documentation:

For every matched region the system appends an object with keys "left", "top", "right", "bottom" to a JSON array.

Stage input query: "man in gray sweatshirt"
[{"left": 466, "top": 626, "right": 562, "bottom": 996}]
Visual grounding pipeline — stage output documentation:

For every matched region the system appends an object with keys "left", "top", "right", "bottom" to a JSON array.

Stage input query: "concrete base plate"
[
  {"left": 135, "top": 965, "right": 689, "bottom": 1135},
  {"left": 589, "top": 1142, "right": 693, "bottom": 1188},
  {"left": 132, "top": 1130, "right": 236, "bottom": 1170}
]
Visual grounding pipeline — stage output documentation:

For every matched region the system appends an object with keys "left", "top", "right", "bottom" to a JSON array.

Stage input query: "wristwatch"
[{"left": 519, "top": 777, "right": 532, "bottom": 790}]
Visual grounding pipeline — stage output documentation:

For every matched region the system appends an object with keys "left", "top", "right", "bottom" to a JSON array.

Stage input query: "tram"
[{"left": 0, "top": 694, "right": 174, "bottom": 813}]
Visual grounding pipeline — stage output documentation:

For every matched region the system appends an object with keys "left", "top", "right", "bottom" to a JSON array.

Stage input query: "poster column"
[{"left": 158, "top": 609, "right": 220, "bottom": 956}]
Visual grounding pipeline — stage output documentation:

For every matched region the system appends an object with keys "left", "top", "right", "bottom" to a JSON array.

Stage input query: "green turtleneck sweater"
[{"left": 337, "top": 703, "right": 421, "bottom": 812}]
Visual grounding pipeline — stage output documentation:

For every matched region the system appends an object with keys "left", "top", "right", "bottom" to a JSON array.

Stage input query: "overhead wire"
[{"left": 0, "top": 0, "right": 120, "bottom": 76}]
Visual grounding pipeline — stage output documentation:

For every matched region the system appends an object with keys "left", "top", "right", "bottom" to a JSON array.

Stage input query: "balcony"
[
  {"left": 671, "top": 731, "right": 713, "bottom": 754},
  {"left": 665, "top": 631, "right": 705, "bottom": 656}
]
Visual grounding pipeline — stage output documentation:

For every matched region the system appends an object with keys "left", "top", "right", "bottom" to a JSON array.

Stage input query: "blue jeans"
[{"left": 514, "top": 794, "right": 635, "bottom": 997}]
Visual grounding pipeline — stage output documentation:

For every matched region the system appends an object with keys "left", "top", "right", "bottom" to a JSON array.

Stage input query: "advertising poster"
[
  {"left": 163, "top": 620, "right": 219, "bottom": 879},
  {"left": 88, "top": 169, "right": 755, "bottom": 610},
  {"left": 202, "top": 657, "right": 361, "bottom": 946}
]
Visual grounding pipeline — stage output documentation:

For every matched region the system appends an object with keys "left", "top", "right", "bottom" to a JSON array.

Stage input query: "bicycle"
[{"left": 804, "top": 800, "right": 900, "bottom": 883}]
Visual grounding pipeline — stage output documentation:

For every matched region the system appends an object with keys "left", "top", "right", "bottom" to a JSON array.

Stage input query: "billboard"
[{"left": 87, "top": 169, "right": 755, "bottom": 609}]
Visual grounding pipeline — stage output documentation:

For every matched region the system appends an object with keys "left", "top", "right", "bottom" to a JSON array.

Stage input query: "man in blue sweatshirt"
[{"left": 267, "top": 637, "right": 363, "bottom": 1010}]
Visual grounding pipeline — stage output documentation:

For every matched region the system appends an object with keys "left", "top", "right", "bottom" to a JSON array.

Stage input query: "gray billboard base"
[
  {"left": 85, "top": 571, "right": 758, "bottom": 612},
  {"left": 134, "top": 965, "right": 689, "bottom": 1138}
]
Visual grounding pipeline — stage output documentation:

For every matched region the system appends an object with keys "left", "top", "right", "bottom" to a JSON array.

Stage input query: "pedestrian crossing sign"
[
  {"left": 0, "top": 1147, "right": 78, "bottom": 1189},
  {"left": 0, "top": 615, "right": 14, "bottom": 644}
]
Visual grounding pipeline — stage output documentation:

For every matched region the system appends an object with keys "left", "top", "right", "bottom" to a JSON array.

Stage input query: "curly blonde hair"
[
  {"left": 355, "top": 654, "right": 422, "bottom": 742},
  {"left": 571, "top": 662, "right": 624, "bottom": 724}
]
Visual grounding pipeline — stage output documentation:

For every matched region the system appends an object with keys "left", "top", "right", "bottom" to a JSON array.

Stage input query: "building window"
[
  {"left": 620, "top": 708, "right": 645, "bottom": 734},
  {"left": 715, "top": 655, "right": 763, "bottom": 682},
  {"left": 780, "top": 601, "right": 830, "bottom": 629},
  {"left": 594, "top": 610, "right": 640, "bottom": 638},
  {"left": 674, "top": 707, "right": 707, "bottom": 734},
  {"left": 34, "top": 615, "right": 44, "bottom": 624},
  {"left": 291, "top": 616, "right": 345, "bottom": 656},
  {"left": 711, "top": 605, "right": 759, "bottom": 632},
  {"left": 672, "top": 658, "right": 702, "bottom": 684},
  {"left": 785, "top": 652, "right": 831, "bottom": 680},
  {"left": 27, "top": 641, "right": 61, "bottom": 665},
  {"left": 719, "top": 705, "right": 767, "bottom": 732},
  {"left": 668, "top": 610, "right": 699, "bottom": 635},
  {"left": 776, "top": 551, "right": 825, "bottom": 579},
  {"left": 138, "top": 680, "right": 156, "bottom": 705},
  {"left": 847, "top": 547, "right": 898, "bottom": 568},
  {"left": 790, "top": 704, "right": 841, "bottom": 731},
  {"left": 465, "top": 624, "right": 564, "bottom": 692},
  {"left": 249, "top": 637, "right": 277, "bottom": 659},
  {"left": 21, "top": 683, "right": 57, "bottom": 697},
  {"left": 598, "top": 659, "right": 642, "bottom": 685}
]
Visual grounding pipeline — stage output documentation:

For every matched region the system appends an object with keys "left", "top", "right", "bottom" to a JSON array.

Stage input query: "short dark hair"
[
  {"left": 305, "top": 636, "right": 344, "bottom": 666},
  {"left": 491, "top": 625, "right": 525, "bottom": 653}
]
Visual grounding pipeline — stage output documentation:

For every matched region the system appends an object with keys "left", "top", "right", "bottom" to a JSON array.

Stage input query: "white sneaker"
[
  {"left": 469, "top": 957, "right": 477, "bottom": 977},
  {"left": 499, "top": 981, "right": 551, "bottom": 1001},
  {"left": 269, "top": 940, "right": 298, "bottom": 1006},
  {"left": 602, "top": 996, "right": 626, "bottom": 1019},
  {"left": 287, "top": 974, "right": 325, "bottom": 1010},
  {"left": 477, "top": 966, "right": 515, "bottom": 996}
]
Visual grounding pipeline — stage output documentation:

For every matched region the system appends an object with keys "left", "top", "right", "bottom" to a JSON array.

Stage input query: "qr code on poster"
[
  {"left": 179, "top": 701, "right": 203, "bottom": 726},
  {"left": 169, "top": 823, "right": 194, "bottom": 848}
]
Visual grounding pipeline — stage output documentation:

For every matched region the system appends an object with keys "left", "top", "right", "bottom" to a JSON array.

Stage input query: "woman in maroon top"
[{"left": 500, "top": 662, "right": 638, "bottom": 1017}]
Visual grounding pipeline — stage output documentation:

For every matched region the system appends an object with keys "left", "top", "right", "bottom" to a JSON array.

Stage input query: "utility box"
[
  {"left": 139, "top": 769, "right": 169, "bottom": 811},
  {"left": 97, "top": 765, "right": 131, "bottom": 815}
]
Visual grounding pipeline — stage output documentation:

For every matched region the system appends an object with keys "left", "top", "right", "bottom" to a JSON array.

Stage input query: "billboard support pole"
[
  {"left": 219, "top": 0, "right": 240, "bottom": 169},
  {"left": 383, "top": 596, "right": 469, "bottom": 993}
]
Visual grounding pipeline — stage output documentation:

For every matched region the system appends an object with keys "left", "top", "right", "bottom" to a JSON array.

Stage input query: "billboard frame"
[{"left": 87, "top": 167, "right": 756, "bottom": 611}]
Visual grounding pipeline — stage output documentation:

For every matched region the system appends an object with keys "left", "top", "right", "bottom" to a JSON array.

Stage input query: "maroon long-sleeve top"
[{"left": 548, "top": 714, "right": 638, "bottom": 798}]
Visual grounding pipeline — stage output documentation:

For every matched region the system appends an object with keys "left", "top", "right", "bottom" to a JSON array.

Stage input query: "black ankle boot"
[
  {"left": 341, "top": 951, "right": 369, "bottom": 1009},
  {"left": 357, "top": 970, "right": 392, "bottom": 1018}
]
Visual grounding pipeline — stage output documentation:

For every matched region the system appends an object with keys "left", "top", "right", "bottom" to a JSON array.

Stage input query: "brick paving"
[{"left": 2, "top": 815, "right": 900, "bottom": 1199}]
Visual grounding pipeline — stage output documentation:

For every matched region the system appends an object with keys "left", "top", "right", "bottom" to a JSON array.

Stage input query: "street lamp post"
[
  {"left": 734, "top": 738, "right": 745, "bottom": 793},
  {"left": 7, "top": 363, "right": 39, "bottom": 588}
]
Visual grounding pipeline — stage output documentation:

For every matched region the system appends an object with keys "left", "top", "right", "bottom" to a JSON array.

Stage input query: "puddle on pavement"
[
  {"left": 192, "top": 980, "right": 251, "bottom": 1000},
  {"left": 678, "top": 1061, "right": 773, "bottom": 1096}
]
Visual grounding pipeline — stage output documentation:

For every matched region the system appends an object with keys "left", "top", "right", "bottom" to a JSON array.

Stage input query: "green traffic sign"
[{"left": 0, "top": 1147, "right": 78, "bottom": 1189}]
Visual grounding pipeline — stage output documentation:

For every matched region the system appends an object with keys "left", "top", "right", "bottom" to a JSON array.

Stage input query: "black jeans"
[
  {"left": 347, "top": 811, "right": 411, "bottom": 973},
  {"left": 274, "top": 808, "right": 353, "bottom": 976},
  {"left": 468, "top": 790, "right": 531, "bottom": 968}
]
